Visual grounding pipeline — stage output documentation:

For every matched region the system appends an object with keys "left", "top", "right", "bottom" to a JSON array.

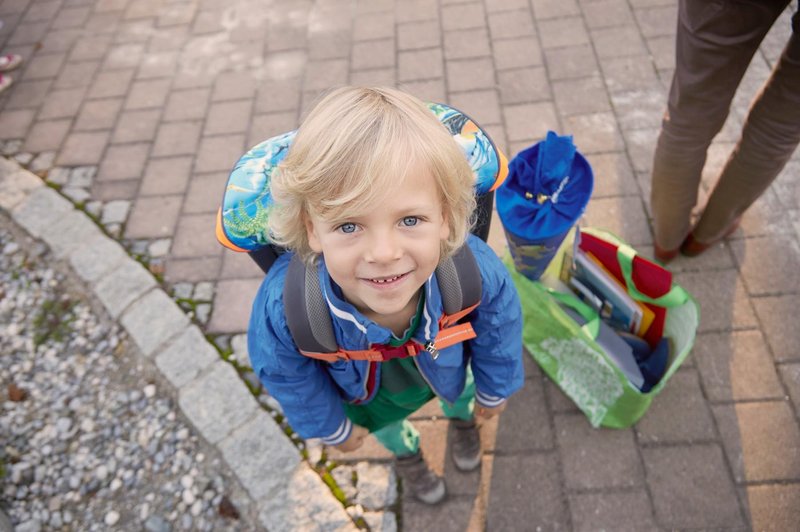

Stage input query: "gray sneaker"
[
  {"left": 395, "top": 450, "right": 446, "bottom": 504},
  {"left": 450, "top": 418, "right": 481, "bottom": 472}
]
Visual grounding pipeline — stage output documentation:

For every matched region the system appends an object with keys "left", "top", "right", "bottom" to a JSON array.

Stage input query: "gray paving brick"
[
  {"left": 584, "top": 152, "right": 638, "bottom": 197},
  {"left": 254, "top": 78, "right": 301, "bottom": 114},
  {"left": 57, "top": 130, "right": 110, "bottom": 166},
  {"left": 74, "top": 98, "right": 123, "bottom": 131},
  {"left": 208, "top": 278, "right": 263, "bottom": 333},
  {"left": 92, "top": 179, "right": 139, "bottom": 201},
  {"left": 155, "top": 325, "right": 220, "bottom": 389},
  {"left": 218, "top": 412, "right": 301, "bottom": 501},
  {"left": 54, "top": 60, "right": 99, "bottom": 90},
  {"left": 163, "top": 88, "right": 211, "bottom": 122},
  {"left": 592, "top": 25, "right": 648, "bottom": 59},
  {"left": 694, "top": 331, "right": 784, "bottom": 402},
  {"left": 125, "top": 78, "right": 172, "bottom": 110},
  {"left": 779, "top": 363, "right": 800, "bottom": 413},
  {"left": 673, "top": 269, "right": 758, "bottom": 332},
  {"left": 352, "top": 38, "right": 395, "bottom": 70},
  {"left": 8, "top": 21, "right": 49, "bottom": 46},
  {"left": 21, "top": 52, "right": 65, "bottom": 81},
  {"left": 69, "top": 232, "right": 129, "bottom": 283},
  {"left": 139, "top": 156, "right": 193, "bottom": 196},
  {"left": 746, "top": 483, "right": 800, "bottom": 532},
  {"left": 600, "top": 55, "right": 662, "bottom": 94},
  {"left": 5, "top": 79, "right": 52, "bottom": 110},
  {"left": 486, "top": 0, "right": 528, "bottom": 12},
  {"left": 553, "top": 76, "right": 611, "bottom": 116},
  {"left": 442, "top": 2, "right": 485, "bottom": 31},
  {"left": 137, "top": 51, "right": 177, "bottom": 80},
  {"left": 0, "top": 109, "right": 34, "bottom": 140},
  {"left": 152, "top": 121, "right": 202, "bottom": 157},
  {"left": 713, "top": 401, "right": 800, "bottom": 483},
  {"left": 532, "top": 0, "right": 580, "bottom": 19},
  {"left": 611, "top": 88, "right": 666, "bottom": 130},
  {"left": 398, "top": 79, "right": 446, "bottom": 104},
  {"left": 538, "top": 17, "right": 589, "bottom": 49},
  {"left": 448, "top": 57, "right": 497, "bottom": 92},
  {"left": 497, "top": 66, "right": 551, "bottom": 105},
  {"left": 399, "top": 48, "right": 443, "bottom": 82},
  {"left": 730, "top": 235, "right": 800, "bottom": 296},
  {"left": 164, "top": 256, "right": 222, "bottom": 284},
  {"left": 182, "top": 173, "right": 223, "bottom": 214},
  {"left": 352, "top": 12, "right": 394, "bottom": 41},
  {"left": 11, "top": 186, "right": 74, "bottom": 239},
  {"left": 112, "top": 109, "right": 160, "bottom": 144},
  {"left": 88, "top": 69, "right": 135, "bottom": 99},
  {"left": 194, "top": 134, "right": 245, "bottom": 173},
  {"left": 490, "top": 377, "right": 553, "bottom": 452},
  {"left": 97, "top": 143, "right": 150, "bottom": 181},
  {"left": 220, "top": 250, "right": 265, "bottom": 280},
  {"left": 487, "top": 453, "right": 570, "bottom": 530},
  {"left": 211, "top": 71, "right": 257, "bottom": 102},
  {"left": 179, "top": 360, "right": 259, "bottom": 444},
  {"left": 398, "top": 20, "right": 440, "bottom": 51},
  {"left": 447, "top": 90, "right": 501, "bottom": 126},
  {"left": 568, "top": 491, "right": 658, "bottom": 532},
  {"left": 349, "top": 68, "right": 396, "bottom": 87},
  {"left": 648, "top": 35, "right": 676, "bottom": 71},
  {"left": 70, "top": 35, "right": 113, "bottom": 61},
  {"left": 248, "top": 111, "right": 298, "bottom": 147},
  {"left": 581, "top": 195, "right": 652, "bottom": 245},
  {"left": 503, "top": 101, "right": 558, "bottom": 142},
  {"left": 38, "top": 87, "right": 86, "bottom": 120},
  {"left": 582, "top": 0, "right": 636, "bottom": 29},
  {"left": 642, "top": 444, "right": 743, "bottom": 529},
  {"left": 443, "top": 27, "right": 491, "bottom": 60},
  {"left": 303, "top": 59, "right": 349, "bottom": 91},
  {"left": 203, "top": 100, "right": 253, "bottom": 136},
  {"left": 563, "top": 112, "right": 624, "bottom": 153},
  {"left": 42, "top": 209, "right": 106, "bottom": 259},
  {"left": 489, "top": 11, "right": 537, "bottom": 43},
  {"left": 555, "top": 414, "right": 643, "bottom": 489},
  {"left": 124, "top": 195, "right": 183, "bottom": 239},
  {"left": 93, "top": 258, "right": 157, "bottom": 318},
  {"left": 121, "top": 288, "right": 190, "bottom": 357},
  {"left": 39, "top": 28, "right": 83, "bottom": 54},
  {"left": 635, "top": 5, "right": 678, "bottom": 38},
  {"left": 624, "top": 127, "right": 659, "bottom": 173},
  {"left": 635, "top": 369, "right": 717, "bottom": 444},
  {"left": 0, "top": 167, "right": 43, "bottom": 212},
  {"left": 492, "top": 36, "right": 543, "bottom": 71},
  {"left": 308, "top": 31, "right": 351, "bottom": 60},
  {"left": 402, "top": 497, "right": 474, "bottom": 532},
  {"left": 170, "top": 212, "right": 222, "bottom": 258},
  {"left": 51, "top": 6, "right": 91, "bottom": 29}
]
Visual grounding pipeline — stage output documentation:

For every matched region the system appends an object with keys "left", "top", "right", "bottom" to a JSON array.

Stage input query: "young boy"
[{"left": 248, "top": 86, "right": 524, "bottom": 504}]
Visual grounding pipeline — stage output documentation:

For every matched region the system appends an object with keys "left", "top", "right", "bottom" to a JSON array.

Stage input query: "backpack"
[{"left": 216, "top": 103, "right": 508, "bottom": 361}]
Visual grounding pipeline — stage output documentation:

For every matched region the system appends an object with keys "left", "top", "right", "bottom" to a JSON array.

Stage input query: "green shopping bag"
[{"left": 505, "top": 228, "right": 700, "bottom": 428}]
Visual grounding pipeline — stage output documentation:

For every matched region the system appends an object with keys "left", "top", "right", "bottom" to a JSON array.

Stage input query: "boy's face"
[{"left": 305, "top": 165, "right": 450, "bottom": 322}]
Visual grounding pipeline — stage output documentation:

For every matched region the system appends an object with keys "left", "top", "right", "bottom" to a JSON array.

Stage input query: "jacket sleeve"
[
  {"left": 247, "top": 268, "right": 352, "bottom": 444},
  {"left": 465, "top": 237, "right": 525, "bottom": 407}
]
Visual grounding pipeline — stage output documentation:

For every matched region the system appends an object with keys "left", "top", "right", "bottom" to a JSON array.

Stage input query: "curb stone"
[{"left": 0, "top": 158, "right": 358, "bottom": 532}]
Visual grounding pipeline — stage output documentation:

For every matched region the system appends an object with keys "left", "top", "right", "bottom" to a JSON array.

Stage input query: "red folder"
[{"left": 578, "top": 231, "right": 672, "bottom": 346}]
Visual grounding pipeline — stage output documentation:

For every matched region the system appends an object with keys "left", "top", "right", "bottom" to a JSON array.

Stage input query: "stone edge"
[{"left": 0, "top": 158, "right": 356, "bottom": 532}]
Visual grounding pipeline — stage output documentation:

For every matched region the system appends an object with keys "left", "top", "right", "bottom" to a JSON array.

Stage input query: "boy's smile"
[{"left": 305, "top": 164, "right": 450, "bottom": 330}]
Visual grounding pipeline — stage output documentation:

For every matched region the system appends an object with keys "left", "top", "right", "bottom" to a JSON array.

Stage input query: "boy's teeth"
[{"left": 373, "top": 274, "right": 400, "bottom": 283}]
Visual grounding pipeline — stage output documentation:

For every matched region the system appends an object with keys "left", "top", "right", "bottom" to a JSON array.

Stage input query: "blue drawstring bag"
[{"left": 497, "top": 131, "right": 594, "bottom": 281}]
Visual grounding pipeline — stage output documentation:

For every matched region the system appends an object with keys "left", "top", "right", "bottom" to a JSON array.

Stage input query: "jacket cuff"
[
  {"left": 475, "top": 389, "right": 506, "bottom": 408},
  {"left": 320, "top": 418, "right": 352, "bottom": 446}
]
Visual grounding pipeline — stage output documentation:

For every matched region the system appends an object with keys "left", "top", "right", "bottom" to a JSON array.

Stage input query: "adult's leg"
[
  {"left": 693, "top": 8, "right": 800, "bottom": 242},
  {"left": 650, "top": 0, "right": 789, "bottom": 250}
]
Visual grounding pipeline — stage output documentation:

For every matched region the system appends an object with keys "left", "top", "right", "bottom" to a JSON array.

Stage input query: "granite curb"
[{"left": 0, "top": 156, "right": 357, "bottom": 532}]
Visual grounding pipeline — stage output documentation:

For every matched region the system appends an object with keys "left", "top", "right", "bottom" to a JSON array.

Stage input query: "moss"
[
  {"left": 320, "top": 470, "right": 348, "bottom": 506},
  {"left": 32, "top": 296, "right": 77, "bottom": 347}
]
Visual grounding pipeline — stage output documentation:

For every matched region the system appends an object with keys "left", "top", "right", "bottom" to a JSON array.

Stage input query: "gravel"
[{"left": 0, "top": 217, "right": 258, "bottom": 531}]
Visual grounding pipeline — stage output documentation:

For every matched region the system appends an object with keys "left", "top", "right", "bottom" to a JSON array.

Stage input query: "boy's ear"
[{"left": 305, "top": 216, "right": 323, "bottom": 253}]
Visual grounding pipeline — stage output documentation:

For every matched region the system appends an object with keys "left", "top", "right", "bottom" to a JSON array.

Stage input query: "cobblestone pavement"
[{"left": 1, "top": 0, "right": 800, "bottom": 530}]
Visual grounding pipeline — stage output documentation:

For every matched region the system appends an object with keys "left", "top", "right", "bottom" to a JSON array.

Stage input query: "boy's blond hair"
[{"left": 267, "top": 86, "right": 477, "bottom": 262}]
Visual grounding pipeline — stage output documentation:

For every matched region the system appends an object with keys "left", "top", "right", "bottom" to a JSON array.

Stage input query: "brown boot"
[
  {"left": 450, "top": 418, "right": 481, "bottom": 472},
  {"left": 680, "top": 216, "right": 742, "bottom": 257},
  {"left": 395, "top": 450, "right": 446, "bottom": 504}
]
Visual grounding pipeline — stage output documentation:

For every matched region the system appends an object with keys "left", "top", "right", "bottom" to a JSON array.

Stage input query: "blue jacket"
[{"left": 248, "top": 234, "right": 524, "bottom": 445}]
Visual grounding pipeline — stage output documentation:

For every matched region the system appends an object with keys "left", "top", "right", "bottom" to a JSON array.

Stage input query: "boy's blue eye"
[
  {"left": 402, "top": 216, "right": 418, "bottom": 227},
  {"left": 338, "top": 222, "right": 357, "bottom": 234}
]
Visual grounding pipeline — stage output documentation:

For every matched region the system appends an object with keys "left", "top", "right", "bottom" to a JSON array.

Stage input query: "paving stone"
[
  {"left": 121, "top": 289, "right": 190, "bottom": 357},
  {"left": 497, "top": 66, "right": 551, "bottom": 105},
  {"left": 581, "top": 0, "right": 636, "bottom": 29},
  {"left": 11, "top": 186, "right": 73, "bottom": 239},
  {"left": 204, "top": 100, "right": 253, "bottom": 136},
  {"left": 642, "top": 444, "right": 743, "bottom": 529},
  {"left": 402, "top": 497, "right": 475, "bottom": 532},
  {"left": 179, "top": 361, "right": 259, "bottom": 444},
  {"left": 351, "top": 11, "right": 394, "bottom": 40},
  {"left": 54, "top": 60, "right": 99, "bottom": 89},
  {"left": 601, "top": 55, "right": 662, "bottom": 94},
  {"left": 745, "top": 483, "right": 800, "bottom": 532},
  {"left": 212, "top": 71, "right": 258, "bottom": 102},
  {"left": 568, "top": 490, "right": 658, "bottom": 532},
  {"left": 43, "top": 209, "right": 106, "bottom": 259},
  {"left": 254, "top": 78, "right": 301, "bottom": 114},
  {"left": 220, "top": 250, "right": 266, "bottom": 280},
  {"left": 542, "top": 45, "right": 596, "bottom": 81},
  {"left": 8, "top": 21, "right": 50, "bottom": 46},
  {"left": 69, "top": 165, "right": 99, "bottom": 188},
  {"left": 183, "top": 172, "right": 225, "bottom": 214},
  {"left": 398, "top": 79, "right": 447, "bottom": 105},
  {"left": 492, "top": 36, "right": 543, "bottom": 71},
  {"left": 248, "top": 112, "right": 299, "bottom": 147},
  {"left": 93, "top": 258, "right": 157, "bottom": 318},
  {"left": 487, "top": 453, "right": 569, "bottom": 530},
  {"left": 69, "top": 233, "right": 129, "bottom": 283},
  {"left": 672, "top": 269, "right": 757, "bottom": 333},
  {"left": 97, "top": 143, "right": 150, "bottom": 181},
  {"left": 635, "top": 369, "right": 717, "bottom": 444},
  {"left": 139, "top": 156, "right": 193, "bottom": 196},
  {"left": 489, "top": 377, "right": 553, "bottom": 452},
  {"left": 51, "top": 6, "right": 91, "bottom": 29},
  {"left": 170, "top": 212, "right": 222, "bottom": 258},
  {"left": 38, "top": 87, "right": 86, "bottom": 120},
  {"left": 584, "top": 152, "right": 638, "bottom": 198},
  {"left": 0, "top": 109, "right": 35, "bottom": 140},
  {"left": 553, "top": 76, "right": 611, "bottom": 116},
  {"left": 57, "top": 131, "right": 110, "bottom": 166},
  {"left": 446, "top": 57, "right": 495, "bottom": 92},
  {"left": 399, "top": 48, "right": 443, "bottom": 82},
  {"left": 163, "top": 88, "right": 211, "bottom": 122},
  {"left": 624, "top": 127, "right": 659, "bottom": 174},
  {"left": 635, "top": 5, "right": 678, "bottom": 38},
  {"left": 92, "top": 179, "right": 139, "bottom": 201},
  {"left": 349, "top": 68, "right": 396, "bottom": 87},
  {"left": 124, "top": 195, "right": 183, "bottom": 239},
  {"left": 581, "top": 196, "right": 652, "bottom": 245},
  {"left": 70, "top": 34, "right": 113, "bottom": 61},
  {"left": 532, "top": 0, "right": 580, "bottom": 19},
  {"left": 730, "top": 235, "right": 800, "bottom": 296},
  {"left": 152, "top": 121, "right": 202, "bottom": 157},
  {"left": 101, "top": 199, "right": 130, "bottom": 225},
  {"left": 443, "top": 27, "right": 490, "bottom": 60},
  {"left": 447, "top": 90, "right": 501, "bottom": 126},
  {"left": 219, "top": 410, "right": 301, "bottom": 500},
  {"left": 563, "top": 112, "right": 624, "bottom": 153},
  {"left": 165, "top": 256, "right": 222, "bottom": 283},
  {"left": 538, "top": 17, "right": 589, "bottom": 49},
  {"left": 555, "top": 414, "right": 643, "bottom": 489},
  {"left": 693, "top": 331, "right": 784, "bottom": 402},
  {"left": 194, "top": 134, "right": 245, "bottom": 173},
  {"left": 303, "top": 59, "right": 348, "bottom": 91},
  {"left": 713, "top": 401, "right": 800, "bottom": 483},
  {"left": 124, "top": 78, "right": 172, "bottom": 110},
  {"left": 88, "top": 69, "right": 135, "bottom": 99},
  {"left": 396, "top": 0, "right": 439, "bottom": 22},
  {"left": 442, "top": 1, "right": 484, "bottom": 31},
  {"left": 750, "top": 296, "right": 800, "bottom": 364},
  {"left": 611, "top": 88, "right": 666, "bottom": 130},
  {"left": 591, "top": 25, "right": 648, "bottom": 59},
  {"left": 23, "top": 119, "right": 71, "bottom": 153},
  {"left": 352, "top": 38, "right": 395, "bottom": 70},
  {"left": 778, "top": 363, "right": 800, "bottom": 413},
  {"left": 208, "top": 278, "right": 263, "bottom": 333},
  {"left": 488, "top": 9, "right": 535, "bottom": 40},
  {"left": 503, "top": 102, "right": 558, "bottom": 142},
  {"left": 5, "top": 79, "right": 52, "bottom": 110},
  {"left": 136, "top": 50, "right": 179, "bottom": 80},
  {"left": 398, "top": 20, "right": 440, "bottom": 51}
]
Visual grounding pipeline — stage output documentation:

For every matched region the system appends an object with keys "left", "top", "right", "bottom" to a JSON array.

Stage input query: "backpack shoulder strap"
[
  {"left": 435, "top": 244, "right": 482, "bottom": 318},
  {"left": 284, "top": 254, "right": 339, "bottom": 355}
]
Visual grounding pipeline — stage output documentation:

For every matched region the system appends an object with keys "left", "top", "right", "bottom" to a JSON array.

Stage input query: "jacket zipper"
[{"left": 412, "top": 341, "right": 454, "bottom": 408}]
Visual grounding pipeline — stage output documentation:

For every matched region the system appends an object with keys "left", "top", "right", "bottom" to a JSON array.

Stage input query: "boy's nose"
[{"left": 365, "top": 231, "right": 402, "bottom": 263}]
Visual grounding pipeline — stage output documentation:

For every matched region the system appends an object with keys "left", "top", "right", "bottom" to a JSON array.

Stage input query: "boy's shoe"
[
  {"left": 450, "top": 418, "right": 481, "bottom": 472},
  {"left": 0, "top": 74, "right": 12, "bottom": 96},
  {"left": 395, "top": 450, "right": 446, "bottom": 505},
  {"left": 0, "top": 53, "right": 23, "bottom": 72}
]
